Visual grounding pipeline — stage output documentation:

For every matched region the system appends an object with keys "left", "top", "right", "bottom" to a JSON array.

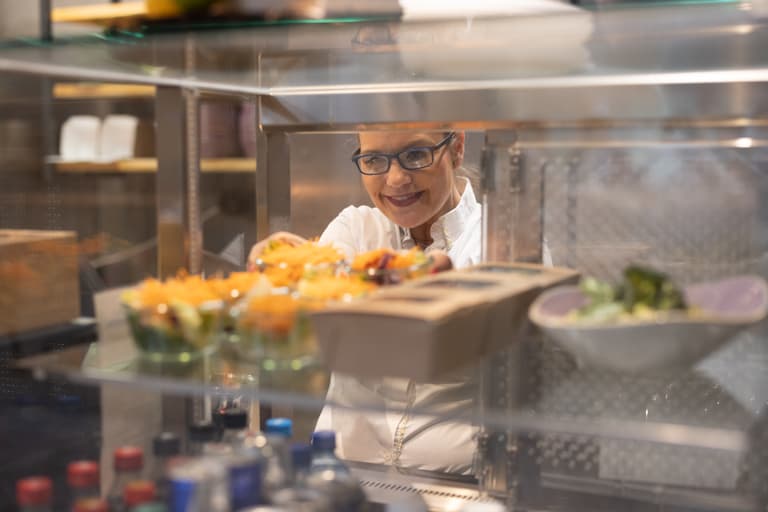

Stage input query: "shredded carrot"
[
  {"left": 129, "top": 274, "right": 219, "bottom": 308},
  {"left": 257, "top": 241, "right": 344, "bottom": 287},
  {"left": 207, "top": 272, "right": 268, "bottom": 302},
  {"left": 298, "top": 275, "right": 375, "bottom": 301},
  {"left": 351, "top": 247, "right": 425, "bottom": 271},
  {"left": 239, "top": 294, "right": 321, "bottom": 336}
]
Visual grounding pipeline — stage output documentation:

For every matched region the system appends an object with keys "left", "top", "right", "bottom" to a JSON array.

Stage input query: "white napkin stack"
[
  {"left": 59, "top": 114, "right": 142, "bottom": 162},
  {"left": 99, "top": 115, "right": 140, "bottom": 162},
  {"left": 59, "top": 115, "right": 101, "bottom": 162}
]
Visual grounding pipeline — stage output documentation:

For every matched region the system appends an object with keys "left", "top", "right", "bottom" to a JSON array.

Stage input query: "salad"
[
  {"left": 350, "top": 247, "right": 431, "bottom": 285},
  {"left": 121, "top": 274, "right": 224, "bottom": 360},
  {"left": 254, "top": 240, "right": 345, "bottom": 288},
  {"left": 571, "top": 266, "right": 688, "bottom": 324}
]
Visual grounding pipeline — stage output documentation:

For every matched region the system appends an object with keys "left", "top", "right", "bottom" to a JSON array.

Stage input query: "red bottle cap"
[
  {"left": 74, "top": 498, "right": 109, "bottom": 512},
  {"left": 123, "top": 480, "right": 156, "bottom": 507},
  {"left": 114, "top": 446, "right": 143, "bottom": 471},
  {"left": 68, "top": 460, "right": 100, "bottom": 488},
  {"left": 16, "top": 477, "right": 52, "bottom": 507}
]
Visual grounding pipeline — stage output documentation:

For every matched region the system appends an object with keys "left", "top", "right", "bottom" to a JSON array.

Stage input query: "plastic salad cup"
[
  {"left": 123, "top": 298, "right": 223, "bottom": 363},
  {"left": 230, "top": 289, "right": 325, "bottom": 371}
]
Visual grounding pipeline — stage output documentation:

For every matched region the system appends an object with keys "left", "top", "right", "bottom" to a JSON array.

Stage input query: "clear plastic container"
[
  {"left": 232, "top": 291, "right": 322, "bottom": 370},
  {"left": 67, "top": 460, "right": 100, "bottom": 509},
  {"left": 218, "top": 408, "right": 250, "bottom": 447},
  {"left": 308, "top": 431, "right": 366, "bottom": 512},
  {"left": 16, "top": 477, "right": 53, "bottom": 512},
  {"left": 188, "top": 421, "right": 220, "bottom": 456},
  {"left": 150, "top": 433, "right": 181, "bottom": 502},
  {"left": 123, "top": 301, "right": 222, "bottom": 363},
  {"left": 107, "top": 446, "right": 144, "bottom": 512}
]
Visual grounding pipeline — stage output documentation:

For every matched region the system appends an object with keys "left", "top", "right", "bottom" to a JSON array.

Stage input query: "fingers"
[
  {"left": 427, "top": 250, "right": 454, "bottom": 274},
  {"left": 247, "top": 232, "right": 307, "bottom": 270}
]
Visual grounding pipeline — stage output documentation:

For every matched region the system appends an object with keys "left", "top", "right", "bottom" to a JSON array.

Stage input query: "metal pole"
[
  {"left": 39, "top": 0, "right": 52, "bottom": 42},
  {"left": 155, "top": 87, "right": 193, "bottom": 277}
]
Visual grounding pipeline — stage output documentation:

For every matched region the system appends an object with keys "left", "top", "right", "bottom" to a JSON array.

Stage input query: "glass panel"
[{"left": 0, "top": 2, "right": 766, "bottom": 95}]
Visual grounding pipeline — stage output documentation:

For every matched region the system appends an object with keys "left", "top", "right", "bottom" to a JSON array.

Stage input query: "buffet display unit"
[{"left": 2, "top": 2, "right": 768, "bottom": 510}]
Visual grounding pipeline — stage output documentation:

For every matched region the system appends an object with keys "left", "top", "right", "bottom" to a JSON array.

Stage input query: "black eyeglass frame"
[{"left": 351, "top": 132, "right": 456, "bottom": 176}]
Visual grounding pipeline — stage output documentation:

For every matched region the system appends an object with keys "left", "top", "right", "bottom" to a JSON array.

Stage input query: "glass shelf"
[
  {"left": 0, "top": 2, "right": 767, "bottom": 97},
  {"left": 16, "top": 329, "right": 760, "bottom": 455}
]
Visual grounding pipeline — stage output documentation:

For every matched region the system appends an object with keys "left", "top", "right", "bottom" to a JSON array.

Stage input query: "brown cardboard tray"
[{"left": 310, "top": 262, "right": 579, "bottom": 381}]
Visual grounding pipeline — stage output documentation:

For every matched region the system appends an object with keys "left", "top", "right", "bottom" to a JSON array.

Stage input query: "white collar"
[{"left": 398, "top": 178, "right": 479, "bottom": 253}]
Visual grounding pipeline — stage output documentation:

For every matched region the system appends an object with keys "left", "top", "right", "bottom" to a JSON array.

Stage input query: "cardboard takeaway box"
[
  {"left": 0, "top": 229, "right": 80, "bottom": 336},
  {"left": 310, "top": 262, "right": 579, "bottom": 381}
]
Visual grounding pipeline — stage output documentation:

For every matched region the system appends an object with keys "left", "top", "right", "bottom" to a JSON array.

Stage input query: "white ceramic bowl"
[{"left": 529, "top": 275, "right": 768, "bottom": 373}]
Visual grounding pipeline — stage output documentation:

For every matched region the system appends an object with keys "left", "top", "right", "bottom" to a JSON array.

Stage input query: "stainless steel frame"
[{"left": 5, "top": 4, "right": 768, "bottom": 509}]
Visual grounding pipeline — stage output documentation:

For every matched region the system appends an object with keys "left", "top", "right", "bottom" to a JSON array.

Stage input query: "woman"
[{"left": 249, "top": 130, "right": 481, "bottom": 474}]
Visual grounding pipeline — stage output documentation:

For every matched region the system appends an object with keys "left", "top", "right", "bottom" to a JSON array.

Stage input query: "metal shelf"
[
  {"left": 15, "top": 332, "right": 750, "bottom": 455},
  {"left": 0, "top": 2, "right": 765, "bottom": 122},
  {"left": 52, "top": 82, "right": 155, "bottom": 99},
  {"left": 51, "top": 157, "right": 255, "bottom": 173}
]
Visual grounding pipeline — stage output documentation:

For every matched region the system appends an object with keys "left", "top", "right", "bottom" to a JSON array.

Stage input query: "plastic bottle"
[
  {"left": 150, "top": 433, "right": 181, "bottom": 501},
  {"left": 219, "top": 408, "right": 249, "bottom": 447},
  {"left": 308, "top": 431, "right": 366, "bottom": 512},
  {"left": 67, "top": 460, "right": 100, "bottom": 508},
  {"left": 188, "top": 421, "right": 219, "bottom": 456},
  {"left": 262, "top": 418, "right": 293, "bottom": 498},
  {"left": 73, "top": 498, "right": 109, "bottom": 512},
  {"left": 265, "top": 418, "right": 292, "bottom": 440},
  {"left": 107, "top": 446, "right": 144, "bottom": 512},
  {"left": 309, "top": 431, "right": 345, "bottom": 473},
  {"left": 16, "top": 477, "right": 53, "bottom": 512},
  {"left": 170, "top": 457, "right": 230, "bottom": 512},
  {"left": 132, "top": 504, "right": 168, "bottom": 512},
  {"left": 290, "top": 443, "right": 312, "bottom": 486},
  {"left": 227, "top": 453, "right": 263, "bottom": 511},
  {"left": 271, "top": 443, "right": 328, "bottom": 512},
  {"left": 124, "top": 481, "right": 156, "bottom": 512}
]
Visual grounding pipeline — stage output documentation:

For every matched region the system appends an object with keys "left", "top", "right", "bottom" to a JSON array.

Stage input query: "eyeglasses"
[{"left": 351, "top": 132, "right": 455, "bottom": 176}]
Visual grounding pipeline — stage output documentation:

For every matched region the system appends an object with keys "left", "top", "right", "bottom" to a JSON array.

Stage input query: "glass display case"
[{"left": 2, "top": 1, "right": 768, "bottom": 511}]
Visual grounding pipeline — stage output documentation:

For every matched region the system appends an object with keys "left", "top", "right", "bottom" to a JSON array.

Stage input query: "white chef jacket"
[{"left": 316, "top": 178, "right": 481, "bottom": 474}]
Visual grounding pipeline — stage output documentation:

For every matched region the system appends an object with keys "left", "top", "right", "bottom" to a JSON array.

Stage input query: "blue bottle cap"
[
  {"left": 265, "top": 417, "right": 293, "bottom": 438},
  {"left": 170, "top": 479, "right": 196, "bottom": 512},
  {"left": 311, "top": 430, "right": 336, "bottom": 452},
  {"left": 290, "top": 443, "right": 312, "bottom": 470}
]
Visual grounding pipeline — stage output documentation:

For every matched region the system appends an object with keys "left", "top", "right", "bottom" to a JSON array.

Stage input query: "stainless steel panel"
[
  {"left": 155, "top": 86, "right": 187, "bottom": 277},
  {"left": 285, "top": 132, "right": 369, "bottom": 238},
  {"left": 261, "top": 80, "right": 768, "bottom": 130},
  {"left": 503, "top": 126, "right": 768, "bottom": 511}
]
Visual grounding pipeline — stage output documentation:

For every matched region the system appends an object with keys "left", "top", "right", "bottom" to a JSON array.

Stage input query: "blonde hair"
[{"left": 456, "top": 165, "right": 481, "bottom": 195}]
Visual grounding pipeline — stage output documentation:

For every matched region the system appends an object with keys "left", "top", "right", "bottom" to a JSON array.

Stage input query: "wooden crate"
[{"left": 0, "top": 230, "right": 80, "bottom": 335}]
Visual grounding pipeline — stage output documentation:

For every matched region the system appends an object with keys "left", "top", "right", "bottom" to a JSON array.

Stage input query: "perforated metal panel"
[{"left": 480, "top": 129, "right": 768, "bottom": 510}]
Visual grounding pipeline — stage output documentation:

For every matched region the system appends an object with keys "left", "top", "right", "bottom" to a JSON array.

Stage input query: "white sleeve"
[
  {"left": 318, "top": 207, "right": 360, "bottom": 261},
  {"left": 313, "top": 375, "right": 347, "bottom": 458}
]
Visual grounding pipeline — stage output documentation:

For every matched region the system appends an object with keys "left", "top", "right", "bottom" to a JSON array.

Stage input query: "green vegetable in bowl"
[
  {"left": 622, "top": 266, "right": 686, "bottom": 311},
  {"left": 572, "top": 265, "right": 687, "bottom": 323}
]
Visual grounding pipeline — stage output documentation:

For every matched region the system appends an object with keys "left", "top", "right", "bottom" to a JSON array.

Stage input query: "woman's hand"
[
  {"left": 247, "top": 231, "right": 307, "bottom": 271},
  {"left": 427, "top": 250, "right": 454, "bottom": 274}
]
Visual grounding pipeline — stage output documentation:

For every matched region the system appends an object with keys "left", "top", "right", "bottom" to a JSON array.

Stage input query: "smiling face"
[{"left": 358, "top": 131, "right": 465, "bottom": 234}]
